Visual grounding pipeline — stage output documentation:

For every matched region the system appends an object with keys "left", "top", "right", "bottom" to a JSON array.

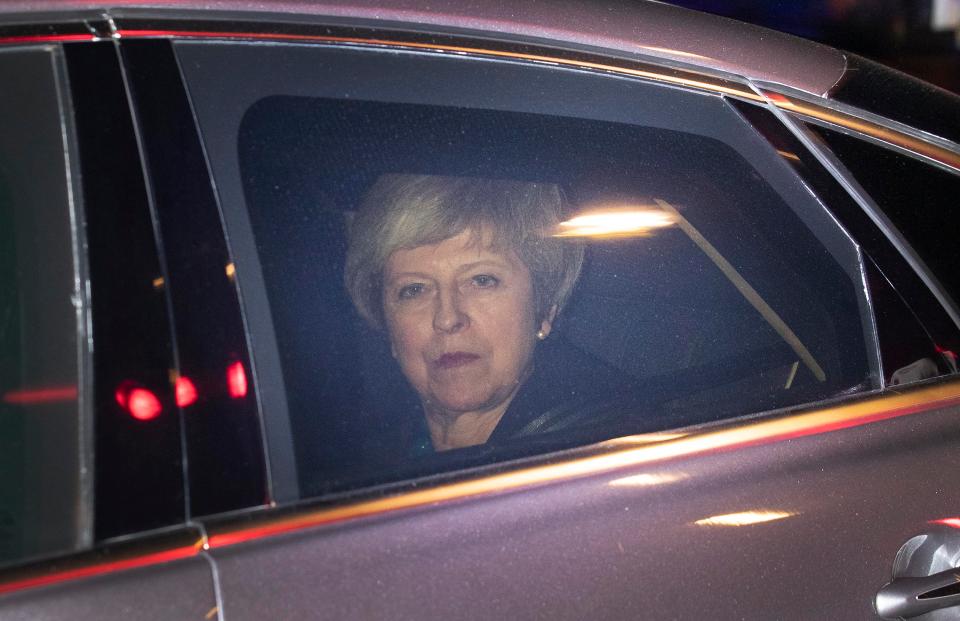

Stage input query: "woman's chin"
[{"left": 427, "top": 389, "right": 505, "bottom": 417}]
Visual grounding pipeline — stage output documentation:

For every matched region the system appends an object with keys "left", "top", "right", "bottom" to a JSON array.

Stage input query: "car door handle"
[{"left": 876, "top": 567, "right": 960, "bottom": 619}]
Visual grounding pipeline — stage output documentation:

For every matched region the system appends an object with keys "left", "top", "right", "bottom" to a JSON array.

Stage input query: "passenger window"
[
  {"left": 0, "top": 49, "right": 86, "bottom": 565},
  {"left": 811, "top": 127, "right": 960, "bottom": 309},
  {"left": 177, "top": 42, "right": 876, "bottom": 501},
  {"left": 809, "top": 126, "right": 960, "bottom": 385}
]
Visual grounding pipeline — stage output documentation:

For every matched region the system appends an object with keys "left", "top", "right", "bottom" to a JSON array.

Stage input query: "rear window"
[{"left": 178, "top": 42, "right": 876, "bottom": 501}]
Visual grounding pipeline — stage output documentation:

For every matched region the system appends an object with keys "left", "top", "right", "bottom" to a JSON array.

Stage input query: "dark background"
[{"left": 667, "top": 0, "right": 960, "bottom": 94}]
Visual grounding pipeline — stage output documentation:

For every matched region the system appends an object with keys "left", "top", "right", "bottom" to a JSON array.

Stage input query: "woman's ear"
[{"left": 538, "top": 304, "right": 559, "bottom": 339}]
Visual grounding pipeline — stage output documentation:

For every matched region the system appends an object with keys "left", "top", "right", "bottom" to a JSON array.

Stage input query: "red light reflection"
[
  {"left": 114, "top": 382, "right": 132, "bottom": 409},
  {"left": 128, "top": 389, "right": 162, "bottom": 421},
  {"left": 931, "top": 517, "right": 960, "bottom": 529},
  {"left": 935, "top": 345, "right": 957, "bottom": 360},
  {"left": 115, "top": 382, "right": 162, "bottom": 421},
  {"left": 175, "top": 377, "right": 198, "bottom": 407},
  {"left": 227, "top": 362, "right": 248, "bottom": 398},
  {"left": 2, "top": 385, "right": 78, "bottom": 405}
]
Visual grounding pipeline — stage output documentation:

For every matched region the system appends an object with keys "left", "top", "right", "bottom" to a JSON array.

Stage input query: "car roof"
[{"left": 0, "top": 0, "right": 847, "bottom": 96}]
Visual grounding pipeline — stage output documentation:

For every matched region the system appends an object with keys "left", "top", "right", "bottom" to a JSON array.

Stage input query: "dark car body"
[{"left": 1, "top": 1, "right": 960, "bottom": 619}]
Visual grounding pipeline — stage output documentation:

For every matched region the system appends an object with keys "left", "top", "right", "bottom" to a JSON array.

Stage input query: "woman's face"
[{"left": 382, "top": 228, "right": 552, "bottom": 418}]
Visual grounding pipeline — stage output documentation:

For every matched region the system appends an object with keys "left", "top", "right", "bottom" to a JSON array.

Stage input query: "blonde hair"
[{"left": 345, "top": 173, "right": 584, "bottom": 329}]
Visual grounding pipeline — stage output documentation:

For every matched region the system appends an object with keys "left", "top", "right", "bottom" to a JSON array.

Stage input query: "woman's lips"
[{"left": 433, "top": 352, "right": 481, "bottom": 369}]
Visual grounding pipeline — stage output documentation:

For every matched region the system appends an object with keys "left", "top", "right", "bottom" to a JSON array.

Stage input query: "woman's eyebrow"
[
  {"left": 384, "top": 271, "right": 432, "bottom": 282},
  {"left": 455, "top": 259, "right": 510, "bottom": 274}
]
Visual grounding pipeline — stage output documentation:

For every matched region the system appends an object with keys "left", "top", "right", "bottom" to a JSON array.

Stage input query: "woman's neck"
[{"left": 423, "top": 399, "right": 512, "bottom": 451}]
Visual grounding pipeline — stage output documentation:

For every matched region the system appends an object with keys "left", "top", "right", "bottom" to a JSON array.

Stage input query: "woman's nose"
[{"left": 433, "top": 288, "right": 469, "bottom": 333}]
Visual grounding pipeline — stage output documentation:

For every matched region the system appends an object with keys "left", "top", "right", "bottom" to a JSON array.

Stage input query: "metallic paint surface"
[
  {"left": 0, "top": 528, "right": 206, "bottom": 595},
  {"left": 210, "top": 399, "right": 960, "bottom": 619},
  {"left": 4, "top": 27, "right": 952, "bottom": 178},
  {"left": 2, "top": 379, "right": 959, "bottom": 601},
  {"left": 0, "top": 556, "right": 217, "bottom": 621},
  {"left": 0, "top": 5, "right": 957, "bottom": 618},
  {"left": 110, "top": 27, "right": 766, "bottom": 103},
  {"left": 0, "top": 0, "right": 847, "bottom": 96},
  {"left": 202, "top": 378, "right": 960, "bottom": 549}
]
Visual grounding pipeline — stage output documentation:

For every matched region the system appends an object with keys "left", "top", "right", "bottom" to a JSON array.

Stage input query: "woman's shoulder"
[{"left": 493, "top": 337, "right": 638, "bottom": 440}]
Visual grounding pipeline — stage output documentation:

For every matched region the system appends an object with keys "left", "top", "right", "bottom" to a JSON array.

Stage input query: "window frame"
[
  {"left": 172, "top": 35, "right": 881, "bottom": 506},
  {"left": 0, "top": 42, "right": 90, "bottom": 567}
]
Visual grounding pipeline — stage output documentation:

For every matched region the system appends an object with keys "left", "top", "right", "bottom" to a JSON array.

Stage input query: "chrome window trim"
[
  {"left": 51, "top": 41, "right": 95, "bottom": 552},
  {"left": 751, "top": 82, "right": 960, "bottom": 175}
]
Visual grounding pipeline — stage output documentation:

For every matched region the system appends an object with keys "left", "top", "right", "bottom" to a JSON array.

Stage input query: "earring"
[{"left": 536, "top": 329, "right": 547, "bottom": 341}]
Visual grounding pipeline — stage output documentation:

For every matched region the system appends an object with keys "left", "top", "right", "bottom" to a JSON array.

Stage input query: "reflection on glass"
[
  {"left": 553, "top": 206, "right": 676, "bottom": 239},
  {"left": 227, "top": 361, "right": 248, "bottom": 399},
  {"left": 694, "top": 510, "right": 796, "bottom": 527},
  {"left": 656, "top": 199, "right": 826, "bottom": 382},
  {"left": 175, "top": 376, "right": 198, "bottom": 407},
  {"left": 115, "top": 382, "right": 163, "bottom": 421},
  {"left": 1, "top": 385, "right": 78, "bottom": 405}
]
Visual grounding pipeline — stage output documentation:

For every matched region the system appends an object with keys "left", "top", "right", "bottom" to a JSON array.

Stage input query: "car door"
[
  {"left": 116, "top": 16, "right": 960, "bottom": 620},
  {"left": 0, "top": 29, "right": 220, "bottom": 620},
  {"left": 5, "top": 8, "right": 959, "bottom": 620}
]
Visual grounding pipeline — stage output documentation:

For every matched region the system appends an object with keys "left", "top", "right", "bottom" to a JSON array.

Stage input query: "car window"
[
  {"left": 730, "top": 101, "right": 960, "bottom": 387},
  {"left": 0, "top": 48, "right": 86, "bottom": 566},
  {"left": 176, "top": 41, "right": 877, "bottom": 502},
  {"left": 809, "top": 126, "right": 960, "bottom": 315},
  {"left": 806, "top": 125, "right": 960, "bottom": 384}
]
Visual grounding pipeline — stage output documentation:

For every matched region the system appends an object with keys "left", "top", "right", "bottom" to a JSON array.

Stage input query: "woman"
[{"left": 345, "top": 173, "right": 625, "bottom": 452}]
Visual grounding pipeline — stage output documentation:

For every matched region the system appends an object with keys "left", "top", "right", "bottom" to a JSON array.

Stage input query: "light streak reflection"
[
  {"left": 608, "top": 472, "right": 688, "bottom": 487},
  {"left": 554, "top": 207, "right": 676, "bottom": 239},
  {"left": 600, "top": 433, "right": 689, "bottom": 446},
  {"left": 2, "top": 385, "right": 78, "bottom": 405},
  {"left": 694, "top": 510, "right": 796, "bottom": 527}
]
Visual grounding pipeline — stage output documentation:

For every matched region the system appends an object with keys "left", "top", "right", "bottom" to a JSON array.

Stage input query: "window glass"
[
  {"left": 0, "top": 49, "right": 84, "bottom": 565},
  {"left": 177, "top": 42, "right": 874, "bottom": 500},
  {"left": 810, "top": 126, "right": 960, "bottom": 315},
  {"left": 866, "top": 258, "right": 958, "bottom": 385},
  {"left": 731, "top": 101, "right": 959, "bottom": 387}
]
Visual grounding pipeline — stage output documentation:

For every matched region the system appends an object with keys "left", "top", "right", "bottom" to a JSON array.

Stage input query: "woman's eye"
[
  {"left": 397, "top": 283, "right": 425, "bottom": 300},
  {"left": 471, "top": 274, "right": 500, "bottom": 288}
]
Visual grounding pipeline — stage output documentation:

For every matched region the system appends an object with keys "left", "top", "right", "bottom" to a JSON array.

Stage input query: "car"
[{"left": 1, "top": 1, "right": 959, "bottom": 619}]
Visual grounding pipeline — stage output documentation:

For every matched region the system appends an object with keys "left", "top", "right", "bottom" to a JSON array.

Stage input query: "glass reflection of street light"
[{"left": 554, "top": 206, "right": 676, "bottom": 239}]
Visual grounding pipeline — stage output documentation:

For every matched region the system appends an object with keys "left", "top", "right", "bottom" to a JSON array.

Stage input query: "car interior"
[{"left": 236, "top": 95, "right": 873, "bottom": 496}]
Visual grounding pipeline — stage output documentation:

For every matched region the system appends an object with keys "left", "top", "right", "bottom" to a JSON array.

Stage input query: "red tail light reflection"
[
  {"left": 115, "top": 382, "right": 162, "bottom": 421},
  {"left": 175, "top": 376, "right": 198, "bottom": 407},
  {"left": 227, "top": 362, "right": 248, "bottom": 398}
]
